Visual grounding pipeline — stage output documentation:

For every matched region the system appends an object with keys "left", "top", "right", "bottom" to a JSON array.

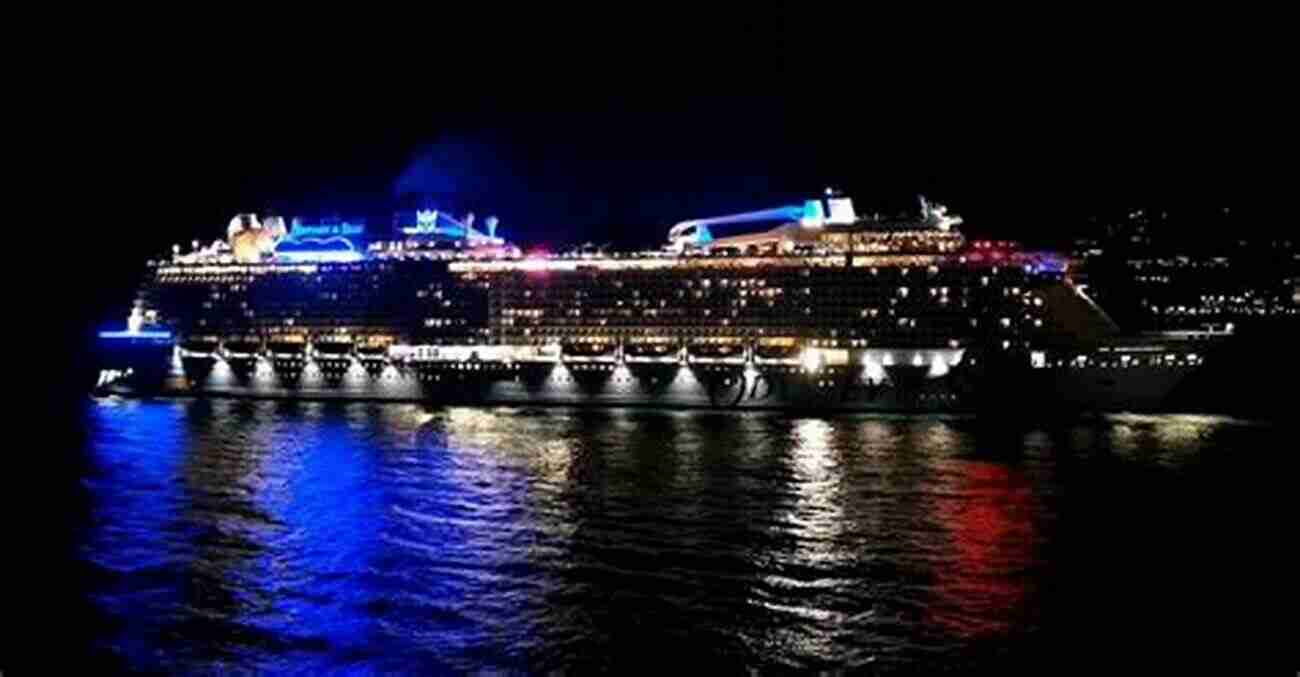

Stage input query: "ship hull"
[{"left": 96, "top": 355, "right": 1202, "bottom": 413}]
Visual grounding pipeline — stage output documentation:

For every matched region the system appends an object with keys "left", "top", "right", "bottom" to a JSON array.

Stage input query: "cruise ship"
[{"left": 94, "top": 192, "right": 1224, "bottom": 411}]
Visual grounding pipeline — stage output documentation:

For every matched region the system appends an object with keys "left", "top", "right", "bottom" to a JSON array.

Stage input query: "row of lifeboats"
[
  {"left": 179, "top": 337, "right": 390, "bottom": 359},
  {"left": 177, "top": 337, "right": 800, "bottom": 360},
  {"left": 177, "top": 337, "right": 960, "bottom": 375}
]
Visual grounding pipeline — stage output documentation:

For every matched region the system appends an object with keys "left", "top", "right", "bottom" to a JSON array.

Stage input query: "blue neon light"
[
  {"left": 275, "top": 216, "right": 368, "bottom": 262},
  {"left": 289, "top": 221, "right": 366, "bottom": 238},
  {"left": 99, "top": 330, "right": 173, "bottom": 339},
  {"left": 1035, "top": 255, "right": 1068, "bottom": 273},
  {"left": 400, "top": 209, "right": 468, "bottom": 237},
  {"left": 275, "top": 250, "right": 365, "bottom": 263},
  {"left": 275, "top": 232, "right": 362, "bottom": 262},
  {"left": 801, "top": 200, "right": 825, "bottom": 222}
]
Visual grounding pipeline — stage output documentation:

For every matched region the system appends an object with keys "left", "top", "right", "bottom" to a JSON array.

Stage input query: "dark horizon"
[{"left": 110, "top": 101, "right": 1284, "bottom": 246}]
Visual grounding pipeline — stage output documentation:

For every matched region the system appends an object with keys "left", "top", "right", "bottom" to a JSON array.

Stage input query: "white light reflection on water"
[{"left": 748, "top": 417, "right": 856, "bottom": 659}]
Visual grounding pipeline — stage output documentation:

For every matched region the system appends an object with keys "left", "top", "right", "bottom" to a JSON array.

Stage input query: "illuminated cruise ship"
[{"left": 95, "top": 192, "right": 1221, "bottom": 411}]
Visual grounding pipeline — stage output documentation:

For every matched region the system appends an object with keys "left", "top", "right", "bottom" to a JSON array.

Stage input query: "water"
[{"left": 72, "top": 399, "right": 1286, "bottom": 672}]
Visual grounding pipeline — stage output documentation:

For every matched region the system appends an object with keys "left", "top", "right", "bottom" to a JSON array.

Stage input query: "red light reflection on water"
[{"left": 927, "top": 461, "right": 1039, "bottom": 638}]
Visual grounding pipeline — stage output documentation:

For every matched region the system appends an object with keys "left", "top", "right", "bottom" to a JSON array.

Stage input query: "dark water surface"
[{"left": 74, "top": 399, "right": 1286, "bottom": 673}]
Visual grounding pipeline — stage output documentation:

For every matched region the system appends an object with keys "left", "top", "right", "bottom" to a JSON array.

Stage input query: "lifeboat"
[
  {"left": 222, "top": 338, "right": 262, "bottom": 356},
  {"left": 179, "top": 355, "right": 216, "bottom": 380},
  {"left": 561, "top": 341, "right": 617, "bottom": 362},
  {"left": 267, "top": 340, "right": 308, "bottom": 357},
  {"left": 312, "top": 339, "right": 355, "bottom": 384},
  {"left": 178, "top": 335, "right": 221, "bottom": 380},
  {"left": 313, "top": 341, "right": 353, "bottom": 357},
  {"left": 354, "top": 342, "right": 391, "bottom": 378},
  {"left": 626, "top": 360, "right": 681, "bottom": 393},
  {"left": 623, "top": 339, "right": 679, "bottom": 362},
  {"left": 356, "top": 344, "right": 389, "bottom": 357},
  {"left": 353, "top": 344, "right": 384, "bottom": 373},
  {"left": 686, "top": 340, "right": 745, "bottom": 362},
  {"left": 512, "top": 343, "right": 561, "bottom": 363},
  {"left": 754, "top": 339, "right": 800, "bottom": 361},
  {"left": 265, "top": 338, "right": 308, "bottom": 383},
  {"left": 180, "top": 337, "right": 220, "bottom": 355},
  {"left": 219, "top": 337, "right": 262, "bottom": 379}
]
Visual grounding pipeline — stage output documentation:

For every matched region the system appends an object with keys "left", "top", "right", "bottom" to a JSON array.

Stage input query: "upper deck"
[{"left": 155, "top": 193, "right": 1059, "bottom": 278}]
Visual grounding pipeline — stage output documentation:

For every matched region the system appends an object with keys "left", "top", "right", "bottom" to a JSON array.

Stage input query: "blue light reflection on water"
[
  {"left": 82, "top": 399, "right": 192, "bottom": 667},
  {"left": 78, "top": 400, "right": 1280, "bottom": 672},
  {"left": 82, "top": 400, "right": 560, "bottom": 673}
]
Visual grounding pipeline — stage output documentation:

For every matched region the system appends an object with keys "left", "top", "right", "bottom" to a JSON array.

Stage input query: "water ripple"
[{"left": 77, "top": 400, "right": 1279, "bottom": 672}]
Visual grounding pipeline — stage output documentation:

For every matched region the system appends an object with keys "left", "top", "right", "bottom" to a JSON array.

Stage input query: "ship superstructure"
[{"left": 97, "top": 193, "right": 1215, "bottom": 410}]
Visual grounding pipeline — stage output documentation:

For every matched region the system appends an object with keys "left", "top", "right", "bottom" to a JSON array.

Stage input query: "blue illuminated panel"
[
  {"left": 274, "top": 250, "right": 364, "bottom": 263},
  {"left": 272, "top": 217, "right": 369, "bottom": 263},
  {"left": 99, "top": 330, "right": 173, "bottom": 340}
]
